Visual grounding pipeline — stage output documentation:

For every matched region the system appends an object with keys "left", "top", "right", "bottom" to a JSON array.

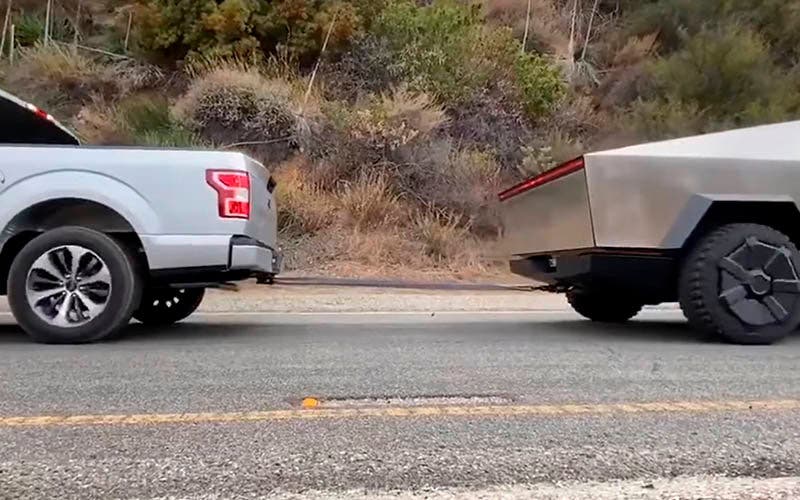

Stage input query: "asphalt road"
[{"left": 2, "top": 310, "right": 800, "bottom": 499}]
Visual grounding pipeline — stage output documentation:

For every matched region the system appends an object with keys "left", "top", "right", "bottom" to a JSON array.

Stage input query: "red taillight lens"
[
  {"left": 498, "top": 157, "right": 585, "bottom": 201},
  {"left": 206, "top": 170, "right": 251, "bottom": 219}
]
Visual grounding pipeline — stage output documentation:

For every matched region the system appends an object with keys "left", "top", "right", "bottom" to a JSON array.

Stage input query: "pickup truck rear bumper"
[
  {"left": 142, "top": 234, "right": 281, "bottom": 285},
  {"left": 229, "top": 235, "right": 282, "bottom": 274}
]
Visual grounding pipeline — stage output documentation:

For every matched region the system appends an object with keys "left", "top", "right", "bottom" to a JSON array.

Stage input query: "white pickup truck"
[{"left": 0, "top": 88, "right": 281, "bottom": 344}]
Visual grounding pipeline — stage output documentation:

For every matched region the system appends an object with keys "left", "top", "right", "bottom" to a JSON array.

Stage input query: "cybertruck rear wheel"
[
  {"left": 679, "top": 223, "right": 800, "bottom": 345},
  {"left": 567, "top": 288, "right": 644, "bottom": 323},
  {"left": 7, "top": 227, "right": 142, "bottom": 344}
]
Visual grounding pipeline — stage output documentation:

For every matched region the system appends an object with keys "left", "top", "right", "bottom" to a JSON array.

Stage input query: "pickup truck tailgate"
[
  {"left": 243, "top": 157, "right": 278, "bottom": 249},
  {"left": 499, "top": 158, "right": 595, "bottom": 256}
]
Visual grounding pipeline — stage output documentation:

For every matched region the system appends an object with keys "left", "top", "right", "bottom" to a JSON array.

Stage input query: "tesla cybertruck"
[{"left": 500, "top": 121, "right": 800, "bottom": 345}]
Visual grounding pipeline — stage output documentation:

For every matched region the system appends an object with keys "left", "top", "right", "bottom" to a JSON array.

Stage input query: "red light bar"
[
  {"left": 24, "top": 102, "right": 55, "bottom": 122},
  {"left": 498, "top": 157, "right": 585, "bottom": 201}
]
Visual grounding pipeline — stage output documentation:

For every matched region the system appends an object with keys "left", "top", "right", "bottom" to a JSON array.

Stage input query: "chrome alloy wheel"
[{"left": 25, "top": 245, "right": 112, "bottom": 327}]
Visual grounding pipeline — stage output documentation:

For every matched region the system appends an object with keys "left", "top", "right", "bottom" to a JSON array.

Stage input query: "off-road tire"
[
  {"left": 7, "top": 227, "right": 142, "bottom": 344},
  {"left": 567, "top": 289, "right": 643, "bottom": 323},
  {"left": 679, "top": 223, "right": 800, "bottom": 345},
  {"left": 133, "top": 287, "right": 205, "bottom": 326}
]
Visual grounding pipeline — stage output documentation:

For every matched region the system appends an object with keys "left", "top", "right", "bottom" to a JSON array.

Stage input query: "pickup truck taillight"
[
  {"left": 498, "top": 157, "right": 585, "bottom": 201},
  {"left": 206, "top": 170, "right": 251, "bottom": 219}
]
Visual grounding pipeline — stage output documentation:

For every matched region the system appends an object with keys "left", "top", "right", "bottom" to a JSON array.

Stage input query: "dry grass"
[
  {"left": 338, "top": 173, "right": 404, "bottom": 230},
  {"left": 8, "top": 43, "right": 109, "bottom": 96},
  {"left": 350, "top": 86, "right": 447, "bottom": 150},
  {"left": 483, "top": 0, "right": 571, "bottom": 59},
  {"left": 414, "top": 210, "right": 469, "bottom": 263},
  {"left": 343, "top": 228, "right": 423, "bottom": 270},
  {"left": 73, "top": 98, "right": 126, "bottom": 144},
  {"left": 377, "top": 86, "right": 448, "bottom": 136},
  {"left": 274, "top": 158, "right": 338, "bottom": 236}
]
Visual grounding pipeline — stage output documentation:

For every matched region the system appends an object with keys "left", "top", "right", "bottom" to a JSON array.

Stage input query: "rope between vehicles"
[{"left": 272, "top": 276, "right": 558, "bottom": 293}]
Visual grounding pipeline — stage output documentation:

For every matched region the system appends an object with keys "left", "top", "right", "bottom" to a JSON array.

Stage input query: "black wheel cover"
[
  {"left": 718, "top": 237, "right": 800, "bottom": 327},
  {"left": 679, "top": 223, "right": 800, "bottom": 345}
]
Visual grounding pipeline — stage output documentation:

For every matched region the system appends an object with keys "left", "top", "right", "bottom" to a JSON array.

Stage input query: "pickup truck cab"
[{"left": 0, "top": 88, "right": 281, "bottom": 343}]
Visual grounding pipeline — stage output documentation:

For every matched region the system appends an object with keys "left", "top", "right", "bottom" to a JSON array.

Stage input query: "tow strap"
[{"left": 271, "top": 276, "right": 561, "bottom": 293}]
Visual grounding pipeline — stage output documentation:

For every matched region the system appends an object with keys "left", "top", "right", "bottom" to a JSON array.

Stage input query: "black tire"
[
  {"left": 567, "top": 289, "right": 643, "bottom": 323},
  {"left": 133, "top": 287, "right": 205, "bottom": 326},
  {"left": 7, "top": 227, "right": 142, "bottom": 344},
  {"left": 679, "top": 223, "right": 800, "bottom": 345}
]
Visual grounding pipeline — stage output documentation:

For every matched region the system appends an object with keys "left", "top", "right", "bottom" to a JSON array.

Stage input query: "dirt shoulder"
[{"left": 201, "top": 282, "right": 569, "bottom": 313}]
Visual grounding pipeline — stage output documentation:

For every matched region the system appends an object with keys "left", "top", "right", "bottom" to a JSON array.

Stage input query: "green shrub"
[
  {"left": 624, "top": 0, "right": 800, "bottom": 63},
  {"left": 371, "top": 1, "right": 563, "bottom": 116},
  {"left": 372, "top": 0, "right": 486, "bottom": 103},
  {"left": 135, "top": 0, "right": 383, "bottom": 63},
  {"left": 638, "top": 25, "right": 800, "bottom": 134},
  {"left": 116, "top": 96, "right": 203, "bottom": 147}
]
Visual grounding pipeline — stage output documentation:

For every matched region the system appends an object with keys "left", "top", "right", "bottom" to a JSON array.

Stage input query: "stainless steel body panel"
[
  {"left": 500, "top": 169, "right": 594, "bottom": 256},
  {"left": 586, "top": 155, "right": 800, "bottom": 248},
  {"left": 502, "top": 120, "right": 800, "bottom": 257}
]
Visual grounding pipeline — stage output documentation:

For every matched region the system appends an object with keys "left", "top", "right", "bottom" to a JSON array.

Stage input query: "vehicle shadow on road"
[
  {"left": 538, "top": 318, "right": 706, "bottom": 344},
  {"left": 0, "top": 322, "right": 281, "bottom": 345},
  {"left": 539, "top": 318, "right": 800, "bottom": 345}
]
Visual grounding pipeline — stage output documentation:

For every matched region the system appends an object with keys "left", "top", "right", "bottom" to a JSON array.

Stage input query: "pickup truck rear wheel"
[
  {"left": 566, "top": 289, "right": 643, "bottom": 323},
  {"left": 679, "top": 223, "right": 800, "bottom": 345},
  {"left": 7, "top": 227, "right": 142, "bottom": 344},
  {"left": 133, "top": 287, "right": 205, "bottom": 326}
]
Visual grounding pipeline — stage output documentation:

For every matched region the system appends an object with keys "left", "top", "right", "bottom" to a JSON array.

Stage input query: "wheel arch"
[
  {"left": 0, "top": 199, "right": 149, "bottom": 295},
  {"left": 664, "top": 195, "right": 800, "bottom": 253}
]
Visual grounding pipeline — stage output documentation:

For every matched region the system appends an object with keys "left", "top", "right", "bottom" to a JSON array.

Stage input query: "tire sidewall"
[
  {"left": 133, "top": 287, "right": 205, "bottom": 325},
  {"left": 689, "top": 224, "right": 800, "bottom": 344},
  {"left": 8, "top": 227, "right": 141, "bottom": 344}
]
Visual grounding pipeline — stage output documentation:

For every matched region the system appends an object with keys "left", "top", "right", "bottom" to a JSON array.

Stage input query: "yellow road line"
[{"left": 1, "top": 399, "right": 799, "bottom": 428}]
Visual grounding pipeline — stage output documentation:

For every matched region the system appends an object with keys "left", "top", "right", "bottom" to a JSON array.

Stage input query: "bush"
[
  {"left": 275, "top": 158, "right": 337, "bottom": 235},
  {"left": 321, "top": 35, "right": 399, "bottom": 102},
  {"left": 351, "top": 87, "right": 447, "bottom": 152},
  {"left": 413, "top": 210, "right": 471, "bottom": 263},
  {"left": 135, "top": 0, "right": 383, "bottom": 64},
  {"left": 338, "top": 173, "right": 403, "bottom": 230},
  {"left": 633, "top": 25, "right": 800, "bottom": 137},
  {"left": 116, "top": 95, "right": 203, "bottom": 147},
  {"left": 372, "top": 0, "right": 487, "bottom": 104},
  {"left": 174, "top": 68, "right": 298, "bottom": 163},
  {"left": 12, "top": 10, "right": 73, "bottom": 47},
  {"left": 372, "top": 1, "right": 564, "bottom": 116},
  {"left": 303, "top": 86, "right": 447, "bottom": 187},
  {"left": 624, "top": 0, "right": 800, "bottom": 64}
]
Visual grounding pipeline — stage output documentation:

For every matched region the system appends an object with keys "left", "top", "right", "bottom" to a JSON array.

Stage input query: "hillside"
[{"left": 1, "top": 0, "right": 799, "bottom": 278}]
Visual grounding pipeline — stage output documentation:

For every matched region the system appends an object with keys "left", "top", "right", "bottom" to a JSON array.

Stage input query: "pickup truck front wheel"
[
  {"left": 567, "top": 288, "right": 643, "bottom": 323},
  {"left": 7, "top": 227, "right": 142, "bottom": 344},
  {"left": 133, "top": 288, "right": 205, "bottom": 326},
  {"left": 679, "top": 223, "right": 800, "bottom": 345}
]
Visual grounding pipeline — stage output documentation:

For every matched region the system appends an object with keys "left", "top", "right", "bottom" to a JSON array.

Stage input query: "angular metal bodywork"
[{"left": 501, "top": 121, "right": 800, "bottom": 258}]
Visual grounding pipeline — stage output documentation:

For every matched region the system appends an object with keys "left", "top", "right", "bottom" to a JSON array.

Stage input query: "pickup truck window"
[{"left": 0, "top": 88, "right": 80, "bottom": 146}]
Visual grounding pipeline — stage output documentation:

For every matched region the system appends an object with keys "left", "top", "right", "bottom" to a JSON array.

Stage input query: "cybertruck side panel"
[
  {"left": 586, "top": 154, "right": 800, "bottom": 249},
  {"left": 500, "top": 169, "right": 595, "bottom": 256}
]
